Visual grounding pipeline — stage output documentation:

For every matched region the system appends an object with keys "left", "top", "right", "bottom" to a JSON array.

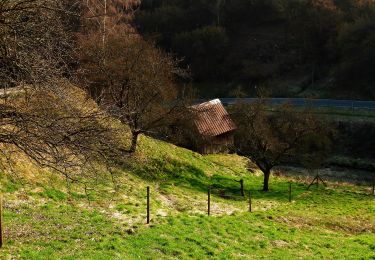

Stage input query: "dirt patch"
[
  {"left": 275, "top": 215, "right": 375, "bottom": 235},
  {"left": 158, "top": 193, "right": 175, "bottom": 208},
  {"left": 272, "top": 240, "right": 290, "bottom": 248},
  {"left": 209, "top": 202, "right": 240, "bottom": 215}
]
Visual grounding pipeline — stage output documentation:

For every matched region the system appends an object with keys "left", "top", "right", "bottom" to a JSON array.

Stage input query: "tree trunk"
[
  {"left": 262, "top": 169, "right": 271, "bottom": 192},
  {"left": 130, "top": 131, "right": 139, "bottom": 153}
]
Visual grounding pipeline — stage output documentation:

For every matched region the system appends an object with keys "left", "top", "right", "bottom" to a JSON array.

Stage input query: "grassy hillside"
[{"left": 0, "top": 136, "right": 374, "bottom": 259}]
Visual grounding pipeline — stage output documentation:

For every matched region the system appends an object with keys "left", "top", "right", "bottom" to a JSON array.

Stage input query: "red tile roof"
[{"left": 191, "top": 99, "right": 236, "bottom": 137}]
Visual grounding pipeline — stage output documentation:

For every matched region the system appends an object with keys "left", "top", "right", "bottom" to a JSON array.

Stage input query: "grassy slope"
[{"left": 0, "top": 136, "right": 374, "bottom": 259}]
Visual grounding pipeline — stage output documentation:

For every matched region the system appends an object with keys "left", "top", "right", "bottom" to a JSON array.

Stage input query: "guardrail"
[{"left": 196, "top": 98, "right": 375, "bottom": 110}]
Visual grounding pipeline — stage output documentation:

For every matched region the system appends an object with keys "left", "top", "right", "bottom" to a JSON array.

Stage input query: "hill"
[{"left": 0, "top": 135, "right": 374, "bottom": 258}]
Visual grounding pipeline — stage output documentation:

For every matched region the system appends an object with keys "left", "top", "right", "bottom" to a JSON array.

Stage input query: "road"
[
  {"left": 215, "top": 98, "right": 375, "bottom": 109},
  {"left": 2, "top": 88, "right": 375, "bottom": 109}
]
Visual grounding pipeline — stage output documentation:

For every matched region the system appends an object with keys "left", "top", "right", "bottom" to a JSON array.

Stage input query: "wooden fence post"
[
  {"left": 0, "top": 194, "right": 3, "bottom": 248},
  {"left": 248, "top": 191, "right": 252, "bottom": 212},
  {"left": 289, "top": 182, "right": 292, "bottom": 202},
  {"left": 146, "top": 186, "right": 150, "bottom": 224},
  {"left": 372, "top": 177, "right": 374, "bottom": 195},
  {"left": 207, "top": 187, "right": 211, "bottom": 216},
  {"left": 240, "top": 179, "right": 244, "bottom": 197}
]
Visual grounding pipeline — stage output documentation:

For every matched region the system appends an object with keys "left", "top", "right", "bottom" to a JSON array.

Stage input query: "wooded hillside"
[{"left": 135, "top": 0, "right": 375, "bottom": 99}]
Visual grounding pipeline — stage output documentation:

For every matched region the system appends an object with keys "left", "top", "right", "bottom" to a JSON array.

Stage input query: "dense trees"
[
  {"left": 172, "top": 26, "right": 228, "bottom": 80},
  {"left": 335, "top": 18, "right": 375, "bottom": 98},
  {"left": 135, "top": 0, "right": 375, "bottom": 99}
]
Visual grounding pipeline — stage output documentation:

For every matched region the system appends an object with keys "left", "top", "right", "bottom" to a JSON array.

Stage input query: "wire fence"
[
  {"left": 144, "top": 177, "right": 374, "bottom": 224},
  {"left": 0, "top": 177, "right": 373, "bottom": 248}
]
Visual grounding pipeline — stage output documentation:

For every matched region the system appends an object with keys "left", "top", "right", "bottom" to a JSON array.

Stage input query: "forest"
[{"left": 135, "top": 0, "right": 375, "bottom": 99}]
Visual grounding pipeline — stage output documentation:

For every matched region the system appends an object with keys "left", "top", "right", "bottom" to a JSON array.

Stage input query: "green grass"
[
  {"left": 261, "top": 105, "right": 375, "bottom": 122},
  {"left": 0, "top": 135, "right": 374, "bottom": 259},
  {"left": 311, "top": 107, "right": 375, "bottom": 122}
]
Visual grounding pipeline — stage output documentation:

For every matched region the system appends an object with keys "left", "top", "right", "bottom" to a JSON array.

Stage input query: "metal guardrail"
[
  {"left": 3, "top": 88, "right": 374, "bottom": 109},
  {"left": 197, "top": 98, "right": 375, "bottom": 110}
]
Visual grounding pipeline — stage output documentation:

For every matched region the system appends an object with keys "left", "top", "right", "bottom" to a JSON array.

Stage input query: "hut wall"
[{"left": 199, "top": 132, "right": 234, "bottom": 154}]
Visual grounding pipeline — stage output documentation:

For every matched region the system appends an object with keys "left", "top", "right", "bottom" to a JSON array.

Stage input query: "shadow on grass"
[
  {"left": 126, "top": 157, "right": 210, "bottom": 193},
  {"left": 125, "top": 157, "right": 309, "bottom": 202}
]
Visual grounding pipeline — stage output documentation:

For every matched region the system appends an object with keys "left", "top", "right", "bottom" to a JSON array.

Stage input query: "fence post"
[
  {"left": 0, "top": 194, "right": 3, "bottom": 248},
  {"left": 207, "top": 187, "right": 211, "bottom": 216},
  {"left": 146, "top": 186, "right": 150, "bottom": 224},
  {"left": 289, "top": 182, "right": 292, "bottom": 202},
  {"left": 372, "top": 177, "right": 374, "bottom": 195},
  {"left": 248, "top": 191, "right": 252, "bottom": 212}
]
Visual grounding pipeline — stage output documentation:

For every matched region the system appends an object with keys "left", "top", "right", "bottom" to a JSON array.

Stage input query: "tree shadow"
[
  {"left": 124, "top": 157, "right": 305, "bottom": 202},
  {"left": 125, "top": 157, "right": 210, "bottom": 193}
]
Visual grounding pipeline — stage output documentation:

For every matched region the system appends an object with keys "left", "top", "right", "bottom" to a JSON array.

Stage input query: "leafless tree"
[
  {"left": 233, "top": 99, "right": 331, "bottom": 191},
  {"left": 0, "top": 0, "right": 128, "bottom": 181},
  {"left": 77, "top": 0, "right": 189, "bottom": 153},
  {"left": 79, "top": 0, "right": 139, "bottom": 41},
  {"left": 1, "top": 84, "right": 128, "bottom": 179},
  {"left": 78, "top": 32, "right": 188, "bottom": 152},
  {"left": 0, "top": 0, "right": 75, "bottom": 92}
]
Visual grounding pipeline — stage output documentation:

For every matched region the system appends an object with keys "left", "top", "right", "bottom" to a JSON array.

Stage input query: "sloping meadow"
[{"left": 0, "top": 135, "right": 374, "bottom": 259}]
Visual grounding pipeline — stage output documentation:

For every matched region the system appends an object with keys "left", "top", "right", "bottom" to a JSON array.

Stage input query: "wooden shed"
[{"left": 190, "top": 99, "right": 237, "bottom": 154}]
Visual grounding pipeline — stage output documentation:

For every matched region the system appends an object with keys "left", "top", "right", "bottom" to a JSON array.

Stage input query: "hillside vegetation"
[
  {"left": 1, "top": 1, "right": 374, "bottom": 259},
  {"left": 136, "top": 0, "right": 375, "bottom": 99},
  {"left": 0, "top": 135, "right": 374, "bottom": 259}
]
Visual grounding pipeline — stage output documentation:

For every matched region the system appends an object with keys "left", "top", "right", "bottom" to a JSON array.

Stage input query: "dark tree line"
[{"left": 135, "top": 0, "right": 375, "bottom": 99}]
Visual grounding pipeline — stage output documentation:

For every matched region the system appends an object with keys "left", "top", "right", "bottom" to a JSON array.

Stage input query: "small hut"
[{"left": 191, "top": 99, "right": 236, "bottom": 154}]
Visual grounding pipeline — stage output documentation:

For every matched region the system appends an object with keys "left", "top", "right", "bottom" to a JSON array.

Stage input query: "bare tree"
[
  {"left": 0, "top": 0, "right": 75, "bottom": 91},
  {"left": 78, "top": 32, "right": 188, "bottom": 153},
  {"left": 1, "top": 84, "right": 128, "bottom": 177},
  {"left": 233, "top": 99, "right": 330, "bottom": 191},
  {"left": 79, "top": 0, "right": 139, "bottom": 36},
  {"left": 0, "top": 0, "right": 128, "bottom": 180},
  {"left": 77, "top": 0, "right": 188, "bottom": 153}
]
